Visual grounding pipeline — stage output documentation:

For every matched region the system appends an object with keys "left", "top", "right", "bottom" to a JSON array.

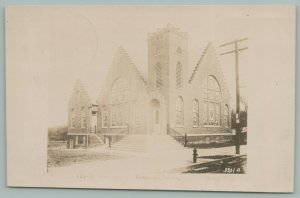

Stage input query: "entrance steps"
[
  {"left": 88, "top": 134, "right": 104, "bottom": 147},
  {"left": 110, "top": 135, "right": 185, "bottom": 153}
]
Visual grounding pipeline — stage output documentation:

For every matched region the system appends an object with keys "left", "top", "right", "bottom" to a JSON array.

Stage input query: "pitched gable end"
[
  {"left": 189, "top": 43, "right": 230, "bottom": 98},
  {"left": 189, "top": 42, "right": 211, "bottom": 83},
  {"left": 116, "top": 46, "right": 147, "bottom": 85},
  {"left": 69, "top": 79, "right": 91, "bottom": 105}
]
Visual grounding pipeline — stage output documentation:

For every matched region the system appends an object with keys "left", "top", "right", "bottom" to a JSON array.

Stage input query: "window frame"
[
  {"left": 110, "top": 78, "right": 130, "bottom": 128},
  {"left": 155, "top": 63, "right": 162, "bottom": 90},
  {"left": 175, "top": 96, "right": 184, "bottom": 127},
  {"left": 176, "top": 46, "right": 182, "bottom": 54},
  {"left": 176, "top": 62, "right": 183, "bottom": 89},
  {"left": 224, "top": 104, "right": 229, "bottom": 128},
  {"left": 192, "top": 99, "right": 200, "bottom": 127},
  {"left": 101, "top": 106, "right": 108, "bottom": 129},
  {"left": 81, "top": 106, "right": 87, "bottom": 129},
  {"left": 202, "top": 76, "right": 221, "bottom": 128}
]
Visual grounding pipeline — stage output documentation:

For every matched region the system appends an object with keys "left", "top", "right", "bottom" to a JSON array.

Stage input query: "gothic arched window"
[
  {"left": 176, "top": 62, "right": 183, "bottom": 88},
  {"left": 111, "top": 78, "right": 129, "bottom": 127},
  {"left": 102, "top": 106, "right": 108, "bottom": 128},
  {"left": 176, "top": 96, "right": 184, "bottom": 126},
  {"left": 81, "top": 106, "right": 86, "bottom": 128},
  {"left": 176, "top": 46, "right": 182, "bottom": 54},
  {"left": 155, "top": 63, "right": 162, "bottom": 89},
  {"left": 224, "top": 105, "right": 229, "bottom": 127},
  {"left": 193, "top": 99, "right": 199, "bottom": 127},
  {"left": 202, "top": 76, "right": 221, "bottom": 126}
]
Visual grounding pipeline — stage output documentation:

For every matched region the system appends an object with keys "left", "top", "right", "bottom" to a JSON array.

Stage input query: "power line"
[{"left": 219, "top": 38, "right": 248, "bottom": 155}]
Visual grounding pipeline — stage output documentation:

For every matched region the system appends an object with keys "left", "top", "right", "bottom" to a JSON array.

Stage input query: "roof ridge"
[{"left": 121, "top": 48, "right": 147, "bottom": 86}]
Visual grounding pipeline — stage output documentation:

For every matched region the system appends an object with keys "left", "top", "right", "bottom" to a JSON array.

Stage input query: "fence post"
[
  {"left": 108, "top": 136, "right": 112, "bottom": 148},
  {"left": 193, "top": 148, "right": 198, "bottom": 163},
  {"left": 184, "top": 133, "right": 187, "bottom": 147},
  {"left": 86, "top": 134, "right": 89, "bottom": 148}
]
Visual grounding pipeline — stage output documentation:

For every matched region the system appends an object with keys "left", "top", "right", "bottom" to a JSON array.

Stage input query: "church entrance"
[{"left": 151, "top": 99, "right": 161, "bottom": 134}]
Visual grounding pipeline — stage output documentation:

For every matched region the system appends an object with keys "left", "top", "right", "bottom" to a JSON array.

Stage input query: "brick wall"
[{"left": 68, "top": 80, "right": 91, "bottom": 134}]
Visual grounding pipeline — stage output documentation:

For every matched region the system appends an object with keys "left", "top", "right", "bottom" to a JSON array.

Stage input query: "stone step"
[
  {"left": 110, "top": 135, "right": 185, "bottom": 153},
  {"left": 88, "top": 134, "right": 104, "bottom": 147}
]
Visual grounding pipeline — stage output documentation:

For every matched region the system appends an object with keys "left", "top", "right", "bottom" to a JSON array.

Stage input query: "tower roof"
[{"left": 148, "top": 24, "right": 188, "bottom": 39}]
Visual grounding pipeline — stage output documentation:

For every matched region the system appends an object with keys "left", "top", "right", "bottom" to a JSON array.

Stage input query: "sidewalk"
[{"left": 48, "top": 145, "right": 247, "bottom": 176}]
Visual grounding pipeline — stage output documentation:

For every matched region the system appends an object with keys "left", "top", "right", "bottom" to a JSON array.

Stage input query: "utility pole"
[{"left": 219, "top": 38, "right": 248, "bottom": 154}]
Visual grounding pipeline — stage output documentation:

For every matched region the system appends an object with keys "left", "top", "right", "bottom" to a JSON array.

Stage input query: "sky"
[
  {"left": 44, "top": 6, "right": 253, "bottom": 126},
  {"left": 9, "top": 6, "right": 293, "bottom": 127}
]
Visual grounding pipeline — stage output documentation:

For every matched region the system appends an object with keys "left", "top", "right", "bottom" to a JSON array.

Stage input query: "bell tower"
[
  {"left": 147, "top": 25, "right": 188, "bottom": 134},
  {"left": 147, "top": 25, "right": 188, "bottom": 99}
]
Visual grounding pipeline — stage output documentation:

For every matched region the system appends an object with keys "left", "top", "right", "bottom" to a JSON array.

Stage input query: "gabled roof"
[
  {"left": 189, "top": 42, "right": 212, "bottom": 83},
  {"left": 96, "top": 47, "right": 147, "bottom": 104},
  {"left": 69, "top": 79, "right": 92, "bottom": 104},
  {"left": 116, "top": 46, "right": 147, "bottom": 86},
  {"left": 188, "top": 42, "right": 230, "bottom": 98}
]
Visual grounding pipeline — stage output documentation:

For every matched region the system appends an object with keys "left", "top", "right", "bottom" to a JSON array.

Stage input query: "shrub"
[{"left": 48, "top": 126, "right": 68, "bottom": 141}]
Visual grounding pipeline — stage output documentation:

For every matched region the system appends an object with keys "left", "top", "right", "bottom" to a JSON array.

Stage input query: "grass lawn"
[{"left": 47, "top": 148, "right": 128, "bottom": 168}]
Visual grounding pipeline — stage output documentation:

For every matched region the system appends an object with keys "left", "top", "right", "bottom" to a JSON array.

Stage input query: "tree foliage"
[{"left": 48, "top": 126, "right": 68, "bottom": 141}]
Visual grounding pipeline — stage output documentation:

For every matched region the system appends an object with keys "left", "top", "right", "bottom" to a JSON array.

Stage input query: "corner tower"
[{"left": 147, "top": 25, "right": 189, "bottom": 134}]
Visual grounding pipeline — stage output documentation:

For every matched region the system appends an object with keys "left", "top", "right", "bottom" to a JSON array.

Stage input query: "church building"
[{"left": 67, "top": 26, "right": 231, "bottom": 148}]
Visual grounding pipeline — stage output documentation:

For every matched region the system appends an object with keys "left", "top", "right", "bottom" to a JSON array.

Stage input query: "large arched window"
[
  {"left": 202, "top": 76, "right": 221, "bottom": 126},
  {"left": 81, "top": 106, "right": 86, "bottom": 128},
  {"left": 176, "top": 46, "right": 182, "bottom": 54},
  {"left": 224, "top": 105, "right": 229, "bottom": 127},
  {"left": 155, "top": 63, "right": 162, "bottom": 89},
  {"left": 110, "top": 78, "right": 129, "bottom": 127},
  {"left": 193, "top": 99, "right": 199, "bottom": 127},
  {"left": 102, "top": 106, "right": 108, "bottom": 128},
  {"left": 176, "top": 62, "right": 183, "bottom": 88},
  {"left": 176, "top": 96, "right": 184, "bottom": 126},
  {"left": 111, "top": 78, "right": 129, "bottom": 103}
]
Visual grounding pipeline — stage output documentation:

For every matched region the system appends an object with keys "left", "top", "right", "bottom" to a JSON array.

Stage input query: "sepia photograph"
[
  {"left": 6, "top": 5, "right": 295, "bottom": 192},
  {"left": 47, "top": 23, "right": 247, "bottom": 176}
]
